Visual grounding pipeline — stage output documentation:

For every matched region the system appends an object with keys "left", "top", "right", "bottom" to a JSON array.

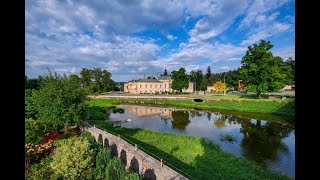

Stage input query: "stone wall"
[{"left": 81, "top": 123, "right": 188, "bottom": 180}]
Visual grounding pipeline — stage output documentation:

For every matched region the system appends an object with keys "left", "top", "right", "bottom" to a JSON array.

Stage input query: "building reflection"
[{"left": 127, "top": 105, "right": 173, "bottom": 119}]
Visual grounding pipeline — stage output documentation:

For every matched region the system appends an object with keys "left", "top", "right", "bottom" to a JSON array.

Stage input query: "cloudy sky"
[{"left": 25, "top": 0, "right": 295, "bottom": 82}]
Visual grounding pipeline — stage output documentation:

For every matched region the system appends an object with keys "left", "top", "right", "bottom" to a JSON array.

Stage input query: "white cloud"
[
  {"left": 237, "top": 0, "right": 289, "bottom": 30},
  {"left": 166, "top": 34, "right": 177, "bottom": 41},
  {"left": 240, "top": 22, "right": 291, "bottom": 45},
  {"left": 272, "top": 47, "right": 295, "bottom": 60},
  {"left": 188, "top": 0, "right": 249, "bottom": 43}
]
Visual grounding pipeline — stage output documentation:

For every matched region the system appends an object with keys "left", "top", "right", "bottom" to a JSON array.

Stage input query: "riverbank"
[
  {"left": 89, "top": 120, "right": 289, "bottom": 179},
  {"left": 89, "top": 97, "right": 295, "bottom": 120}
]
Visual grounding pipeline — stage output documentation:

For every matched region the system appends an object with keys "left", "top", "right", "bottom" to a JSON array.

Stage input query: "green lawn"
[
  {"left": 89, "top": 120, "right": 289, "bottom": 180},
  {"left": 89, "top": 96, "right": 295, "bottom": 119}
]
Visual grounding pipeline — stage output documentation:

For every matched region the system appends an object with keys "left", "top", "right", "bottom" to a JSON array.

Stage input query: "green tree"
[
  {"left": 33, "top": 71, "right": 88, "bottom": 131},
  {"left": 80, "top": 68, "right": 92, "bottom": 88},
  {"left": 190, "top": 70, "right": 207, "bottom": 91},
  {"left": 25, "top": 75, "right": 41, "bottom": 90},
  {"left": 105, "top": 158, "right": 125, "bottom": 180},
  {"left": 240, "top": 40, "right": 287, "bottom": 98},
  {"left": 283, "top": 57, "right": 295, "bottom": 85},
  {"left": 25, "top": 89, "right": 38, "bottom": 119},
  {"left": 171, "top": 68, "right": 189, "bottom": 92},
  {"left": 205, "top": 66, "right": 213, "bottom": 85}
]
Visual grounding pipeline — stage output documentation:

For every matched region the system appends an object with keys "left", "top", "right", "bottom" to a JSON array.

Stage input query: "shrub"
[
  {"left": 27, "top": 157, "right": 53, "bottom": 179},
  {"left": 123, "top": 172, "right": 142, "bottom": 180},
  {"left": 80, "top": 131, "right": 100, "bottom": 150},
  {"left": 53, "top": 138, "right": 69, "bottom": 148},
  {"left": 50, "top": 137, "right": 94, "bottom": 179},
  {"left": 95, "top": 147, "right": 112, "bottom": 179},
  {"left": 105, "top": 158, "right": 125, "bottom": 180},
  {"left": 96, "top": 147, "right": 112, "bottom": 169},
  {"left": 25, "top": 89, "right": 38, "bottom": 119},
  {"left": 25, "top": 118, "right": 47, "bottom": 144}
]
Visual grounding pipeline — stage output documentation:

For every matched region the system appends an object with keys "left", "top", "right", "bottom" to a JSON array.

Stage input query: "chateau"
[{"left": 124, "top": 75, "right": 193, "bottom": 94}]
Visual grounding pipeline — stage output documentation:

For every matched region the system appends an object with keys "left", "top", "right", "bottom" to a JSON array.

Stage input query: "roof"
[
  {"left": 136, "top": 78, "right": 162, "bottom": 83},
  {"left": 158, "top": 75, "right": 171, "bottom": 80}
]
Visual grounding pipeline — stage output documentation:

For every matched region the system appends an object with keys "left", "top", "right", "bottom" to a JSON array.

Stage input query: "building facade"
[{"left": 124, "top": 75, "right": 194, "bottom": 94}]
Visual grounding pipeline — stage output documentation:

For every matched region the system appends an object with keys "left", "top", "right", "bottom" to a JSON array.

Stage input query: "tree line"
[{"left": 169, "top": 40, "right": 295, "bottom": 97}]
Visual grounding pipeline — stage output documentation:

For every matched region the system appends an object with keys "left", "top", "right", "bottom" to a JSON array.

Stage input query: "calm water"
[{"left": 106, "top": 104, "right": 295, "bottom": 178}]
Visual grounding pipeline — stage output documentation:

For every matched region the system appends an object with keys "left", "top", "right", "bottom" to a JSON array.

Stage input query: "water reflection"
[
  {"left": 106, "top": 104, "right": 295, "bottom": 178},
  {"left": 171, "top": 111, "right": 190, "bottom": 130},
  {"left": 239, "top": 119, "right": 290, "bottom": 166}
]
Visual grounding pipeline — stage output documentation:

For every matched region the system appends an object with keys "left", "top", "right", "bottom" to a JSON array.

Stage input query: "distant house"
[
  {"left": 207, "top": 86, "right": 215, "bottom": 92},
  {"left": 124, "top": 75, "right": 194, "bottom": 94}
]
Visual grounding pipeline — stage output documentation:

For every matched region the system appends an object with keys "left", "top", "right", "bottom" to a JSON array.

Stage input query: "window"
[
  {"left": 150, "top": 85, "right": 152, "bottom": 88},
  {"left": 155, "top": 85, "right": 157, "bottom": 88},
  {"left": 145, "top": 85, "right": 147, "bottom": 88},
  {"left": 165, "top": 84, "right": 166, "bottom": 88},
  {"left": 160, "top": 85, "right": 162, "bottom": 88},
  {"left": 140, "top": 85, "right": 142, "bottom": 88}
]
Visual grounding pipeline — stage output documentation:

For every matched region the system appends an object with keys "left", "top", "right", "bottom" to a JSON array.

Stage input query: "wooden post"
[
  {"left": 135, "top": 144, "right": 138, "bottom": 150},
  {"left": 161, "top": 159, "right": 163, "bottom": 168},
  {"left": 118, "top": 134, "right": 120, "bottom": 141}
]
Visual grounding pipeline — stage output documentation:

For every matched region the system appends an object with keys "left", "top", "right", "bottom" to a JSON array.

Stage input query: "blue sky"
[{"left": 25, "top": 0, "right": 295, "bottom": 82}]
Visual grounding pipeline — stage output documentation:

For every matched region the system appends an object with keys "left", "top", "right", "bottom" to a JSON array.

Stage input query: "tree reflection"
[
  {"left": 206, "top": 112, "right": 212, "bottom": 121},
  {"left": 238, "top": 119, "right": 292, "bottom": 166},
  {"left": 213, "top": 114, "right": 227, "bottom": 128},
  {"left": 171, "top": 111, "right": 190, "bottom": 130},
  {"left": 189, "top": 111, "right": 202, "bottom": 118}
]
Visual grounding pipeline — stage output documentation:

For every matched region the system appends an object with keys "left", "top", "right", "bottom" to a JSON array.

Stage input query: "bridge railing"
[{"left": 83, "top": 121, "right": 195, "bottom": 179}]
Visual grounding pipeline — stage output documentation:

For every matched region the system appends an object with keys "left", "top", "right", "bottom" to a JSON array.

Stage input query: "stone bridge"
[{"left": 81, "top": 123, "right": 188, "bottom": 180}]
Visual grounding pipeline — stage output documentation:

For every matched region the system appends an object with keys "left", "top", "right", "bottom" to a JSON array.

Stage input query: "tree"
[
  {"left": 163, "top": 68, "right": 168, "bottom": 76},
  {"left": 33, "top": 71, "right": 88, "bottom": 131},
  {"left": 190, "top": 70, "right": 205, "bottom": 91},
  {"left": 205, "top": 66, "right": 213, "bottom": 85},
  {"left": 240, "top": 40, "right": 287, "bottom": 98},
  {"left": 80, "top": 68, "right": 92, "bottom": 88},
  {"left": 25, "top": 75, "right": 41, "bottom": 90},
  {"left": 283, "top": 57, "right": 295, "bottom": 85},
  {"left": 171, "top": 68, "right": 189, "bottom": 92},
  {"left": 213, "top": 81, "right": 227, "bottom": 94}
]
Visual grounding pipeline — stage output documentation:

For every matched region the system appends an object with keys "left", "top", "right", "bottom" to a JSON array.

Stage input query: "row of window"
[{"left": 139, "top": 84, "right": 168, "bottom": 88}]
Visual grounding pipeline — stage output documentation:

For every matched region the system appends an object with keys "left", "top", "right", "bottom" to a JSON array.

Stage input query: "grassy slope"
[{"left": 90, "top": 120, "right": 289, "bottom": 180}]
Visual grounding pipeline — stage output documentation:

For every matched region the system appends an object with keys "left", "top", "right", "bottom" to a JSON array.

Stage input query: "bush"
[
  {"left": 80, "top": 131, "right": 100, "bottom": 150},
  {"left": 95, "top": 147, "right": 112, "bottom": 179},
  {"left": 123, "top": 172, "right": 142, "bottom": 180},
  {"left": 25, "top": 89, "right": 38, "bottom": 119},
  {"left": 50, "top": 137, "right": 94, "bottom": 179},
  {"left": 96, "top": 147, "right": 112, "bottom": 169},
  {"left": 53, "top": 138, "right": 69, "bottom": 148},
  {"left": 25, "top": 118, "right": 47, "bottom": 144},
  {"left": 105, "top": 158, "right": 125, "bottom": 180},
  {"left": 26, "top": 157, "right": 53, "bottom": 180}
]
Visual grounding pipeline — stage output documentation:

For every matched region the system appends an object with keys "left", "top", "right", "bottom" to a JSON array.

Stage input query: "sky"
[{"left": 25, "top": 0, "right": 295, "bottom": 82}]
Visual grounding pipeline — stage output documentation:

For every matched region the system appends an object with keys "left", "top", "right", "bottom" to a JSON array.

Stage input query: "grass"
[
  {"left": 89, "top": 120, "right": 289, "bottom": 180},
  {"left": 89, "top": 97, "right": 295, "bottom": 119}
]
